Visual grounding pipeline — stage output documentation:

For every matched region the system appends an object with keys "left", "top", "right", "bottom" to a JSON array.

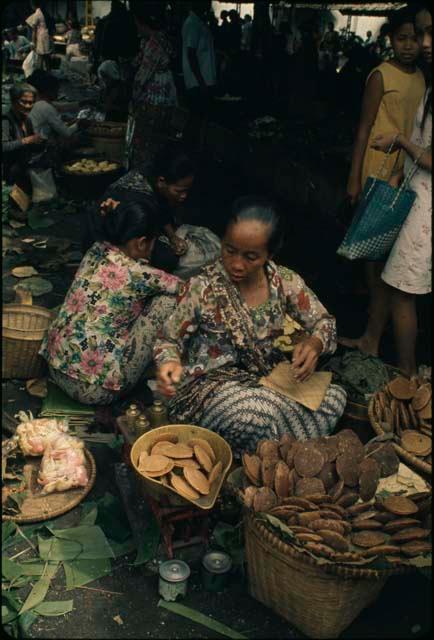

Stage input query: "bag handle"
[
  {"left": 364, "top": 135, "right": 399, "bottom": 200},
  {"left": 390, "top": 146, "right": 427, "bottom": 210}
]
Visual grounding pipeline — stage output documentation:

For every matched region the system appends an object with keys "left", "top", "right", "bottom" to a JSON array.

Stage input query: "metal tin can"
[
  {"left": 135, "top": 413, "right": 151, "bottom": 437},
  {"left": 158, "top": 560, "right": 190, "bottom": 602},
  {"left": 201, "top": 551, "right": 232, "bottom": 592}
]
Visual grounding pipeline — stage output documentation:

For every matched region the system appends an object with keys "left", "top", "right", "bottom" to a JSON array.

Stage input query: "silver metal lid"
[
  {"left": 202, "top": 551, "right": 232, "bottom": 574},
  {"left": 159, "top": 559, "right": 190, "bottom": 582}
]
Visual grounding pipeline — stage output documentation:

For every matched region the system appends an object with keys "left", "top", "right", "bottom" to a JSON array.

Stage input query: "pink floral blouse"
[{"left": 40, "top": 242, "right": 180, "bottom": 391}]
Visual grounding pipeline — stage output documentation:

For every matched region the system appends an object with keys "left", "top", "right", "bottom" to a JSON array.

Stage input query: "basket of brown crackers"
[
  {"left": 369, "top": 374, "right": 432, "bottom": 477},
  {"left": 130, "top": 424, "right": 232, "bottom": 510},
  {"left": 234, "top": 430, "right": 431, "bottom": 638}
]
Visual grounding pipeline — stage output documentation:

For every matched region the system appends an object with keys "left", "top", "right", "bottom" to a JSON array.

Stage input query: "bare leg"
[
  {"left": 338, "top": 261, "right": 391, "bottom": 356},
  {"left": 390, "top": 287, "right": 418, "bottom": 377}
]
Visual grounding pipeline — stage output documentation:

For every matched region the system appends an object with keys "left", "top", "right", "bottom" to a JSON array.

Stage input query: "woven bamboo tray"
[
  {"left": 368, "top": 396, "right": 432, "bottom": 477},
  {"left": 130, "top": 424, "right": 232, "bottom": 510},
  {"left": 2, "top": 449, "right": 96, "bottom": 524},
  {"left": 245, "top": 513, "right": 411, "bottom": 639},
  {"left": 2, "top": 288, "right": 53, "bottom": 380}
]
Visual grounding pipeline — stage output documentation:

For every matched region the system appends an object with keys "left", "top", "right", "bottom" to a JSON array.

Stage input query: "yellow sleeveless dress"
[{"left": 361, "top": 62, "right": 425, "bottom": 186}]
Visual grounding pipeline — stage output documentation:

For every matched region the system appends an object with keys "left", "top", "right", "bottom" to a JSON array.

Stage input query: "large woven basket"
[
  {"left": 2, "top": 288, "right": 53, "bottom": 380},
  {"left": 368, "top": 396, "right": 432, "bottom": 477},
  {"left": 245, "top": 513, "right": 411, "bottom": 639}
]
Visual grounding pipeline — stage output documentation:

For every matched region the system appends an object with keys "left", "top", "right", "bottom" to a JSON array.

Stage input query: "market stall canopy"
[{"left": 279, "top": 3, "right": 407, "bottom": 15}]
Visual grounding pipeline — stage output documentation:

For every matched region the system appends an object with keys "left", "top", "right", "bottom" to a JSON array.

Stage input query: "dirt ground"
[{"left": 2, "top": 71, "right": 431, "bottom": 639}]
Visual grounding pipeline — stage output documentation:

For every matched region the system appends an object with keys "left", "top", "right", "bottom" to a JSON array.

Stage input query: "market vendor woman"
[
  {"left": 155, "top": 196, "right": 347, "bottom": 456},
  {"left": 41, "top": 199, "right": 181, "bottom": 405}
]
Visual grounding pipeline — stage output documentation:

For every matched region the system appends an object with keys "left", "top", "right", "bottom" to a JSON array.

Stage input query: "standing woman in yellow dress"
[{"left": 340, "top": 6, "right": 425, "bottom": 357}]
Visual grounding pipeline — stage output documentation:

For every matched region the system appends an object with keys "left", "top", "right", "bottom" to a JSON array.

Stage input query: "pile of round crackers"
[
  {"left": 137, "top": 433, "right": 222, "bottom": 501},
  {"left": 372, "top": 376, "right": 432, "bottom": 466},
  {"left": 241, "top": 430, "right": 432, "bottom": 564}
]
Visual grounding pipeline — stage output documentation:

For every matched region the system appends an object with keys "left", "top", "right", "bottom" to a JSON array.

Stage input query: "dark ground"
[{"left": 2, "top": 69, "right": 432, "bottom": 639}]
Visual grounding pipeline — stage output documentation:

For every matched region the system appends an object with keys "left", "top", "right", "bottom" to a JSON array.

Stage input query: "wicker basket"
[
  {"left": 130, "top": 424, "right": 232, "bottom": 510},
  {"left": 245, "top": 513, "right": 411, "bottom": 638},
  {"left": 87, "top": 121, "right": 127, "bottom": 164},
  {"left": 2, "top": 288, "right": 53, "bottom": 380},
  {"left": 368, "top": 395, "right": 432, "bottom": 477}
]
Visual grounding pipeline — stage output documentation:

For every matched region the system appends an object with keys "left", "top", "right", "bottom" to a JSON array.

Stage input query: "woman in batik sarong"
[{"left": 155, "top": 196, "right": 346, "bottom": 458}]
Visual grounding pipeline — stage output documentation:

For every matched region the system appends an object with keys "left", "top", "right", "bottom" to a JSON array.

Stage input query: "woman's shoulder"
[{"left": 275, "top": 263, "right": 300, "bottom": 283}]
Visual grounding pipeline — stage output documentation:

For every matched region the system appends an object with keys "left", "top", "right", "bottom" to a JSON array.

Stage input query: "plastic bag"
[
  {"left": 29, "top": 168, "right": 57, "bottom": 203},
  {"left": 22, "top": 50, "right": 37, "bottom": 78}
]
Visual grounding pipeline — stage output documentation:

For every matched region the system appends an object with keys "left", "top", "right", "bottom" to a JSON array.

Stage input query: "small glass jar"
[
  {"left": 201, "top": 551, "right": 232, "bottom": 592},
  {"left": 125, "top": 403, "right": 140, "bottom": 431},
  {"left": 158, "top": 560, "right": 190, "bottom": 601}
]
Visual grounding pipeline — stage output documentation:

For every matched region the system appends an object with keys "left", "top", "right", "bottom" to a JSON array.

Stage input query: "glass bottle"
[
  {"left": 148, "top": 400, "right": 168, "bottom": 428},
  {"left": 125, "top": 403, "right": 140, "bottom": 431}
]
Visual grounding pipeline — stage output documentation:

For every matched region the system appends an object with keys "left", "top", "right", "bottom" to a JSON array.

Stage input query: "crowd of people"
[{"left": 1, "top": 2, "right": 431, "bottom": 458}]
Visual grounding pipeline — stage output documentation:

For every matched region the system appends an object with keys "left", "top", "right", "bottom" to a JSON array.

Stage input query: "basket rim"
[
  {"left": 246, "top": 513, "right": 416, "bottom": 579},
  {"left": 368, "top": 396, "right": 432, "bottom": 476},
  {"left": 3, "top": 304, "right": 53, "bottom": 317},
  {"left": 2, "top": 448, "right": 96, "bottom": 524}
]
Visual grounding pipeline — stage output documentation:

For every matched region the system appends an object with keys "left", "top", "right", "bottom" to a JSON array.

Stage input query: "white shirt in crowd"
[
  {"left": 182, "top": 11, "right": 216, "bottom": 90},
  {"left": 29, "top": 100, "right": 78, "bottom": 140}
]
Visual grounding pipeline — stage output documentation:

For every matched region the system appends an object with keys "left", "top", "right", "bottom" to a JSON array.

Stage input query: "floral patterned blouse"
[
  {"left": 132, "top": 31, "right": 177, "bottom": 110},
  {"left": 154, "top": 260, "right": 337, "bottom": 389},
  {"left": 40, "top": 242, "right": 180, "bottom": 391}
]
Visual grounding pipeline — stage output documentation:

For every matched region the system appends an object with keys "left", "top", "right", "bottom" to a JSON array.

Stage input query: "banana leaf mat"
[{"left": 40, "top": 381, "right": 96, "bottom": 429}]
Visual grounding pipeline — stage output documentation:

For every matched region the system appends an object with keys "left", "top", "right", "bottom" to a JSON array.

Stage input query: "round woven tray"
[
  {"left": 368, "top": 396, "right": 432, "bottom": 477},
  {"left": 2, "top": 449, "right": 96, "bottom": 524},
  {"left": 248, "top": 514, "right": 415, "bottom": 579}
]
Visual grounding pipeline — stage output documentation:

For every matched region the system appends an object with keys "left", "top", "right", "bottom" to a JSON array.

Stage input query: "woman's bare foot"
[{"left": 337, "top": 335, "right": 379, "bottom": 357}]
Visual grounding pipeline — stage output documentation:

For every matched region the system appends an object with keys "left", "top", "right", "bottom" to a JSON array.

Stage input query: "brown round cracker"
[
  {"left": 390, "top": 527, "right": 430, "bottom": 543},
  {"left": 361, "top": 544, "right": 402, "bottom": 557},
  {"left": 401, "top": 431, "right": 432, "bottom": 456},
  {"left": 400, "top": 540, "right": 432, "bottom": 557},
  {"left": 351, "top": 518, "right": 383, "bottom": 530},
  {"left": 310, "top": 519, "right": 345, "bottom": 536},
  {"left": 183, "top": 467, "right": 210, "bottom": 495},
  {"left": 359, "top": 462, "right": 380, "bottom": 502},
  {"left": 208, "top": 460, "right": 223, "bottom": 484},
  {"left": 336, "top": 492, "right": 359, "bottom": 508},
  {"left": 383, "top": 495, "right": 419, "bottom": 516},
  {"left": 150, "top": 433, "right": 178, "bottom": 445},
  {"left": 297, "top": 510, "right": 322, "bottom": 526},
  {"left": 294, "top": 443, "right": 325, "bottom": 478},
  {"left": 173, "top": 458, "right": 200, "bottom": 469},
  {"left": 322, "top": 435, "right": 339, "bottom": 462},
  {"left": 242, "top": 453, "right": 261, "bottom": 486},
  {"left": 187, "top": 438, "right": 216, "bottom": 462},
  {"left": 295, "top": 477, "right": 325, "bottom": 497},
  {"left": 336, "top": 454, "right": 359, "bottom": 487},
  {"left": 194, "top": 445, "right": 213, "bottom": 472},
  {"left": 258, "top": 440, "right": 280, "bottom": 461},
  {"left": 411, "top": 383, "right": 432, "bottom": 411},
  {"left": 352, "top": 530, "right": 387, "bottom": 548},
  {"left": 369, "top": 443, "right": 400, "bottom": 477},
  {"left": 274, "top": 460, "right": 290, "bottom": 498},
  {"left": 317, "top": 461, "right": 338, "bottom": 491},
  {"left": 170, "top": 473, "right": 200, "bottom": 500},
  {"left": 243, "top": 486, "right": 259, "bottom": 508},
  {"left": 347, "top": 502, "right": 373, "bottom": 517},
  {"left": 328, "top": 479, "right": 345, "bottom": 502},
  {"left": 261, "top": 457, "right": 277, "bottom": 488},
  {"left": 317, "top": 530, "right": 349, "bottom": 552},
  {"left": 337, "top": 434, "right": 365, "bottom": 463},
  {"left": 253, "top": 487, "right": 278, "bottom": 512},
  {"left": 320, "top": 503, "right": 347, "bottom": 517},
  {"left": 388, "top": 376, "right": 415, "bottom": 400},
  {"left": 280, "top": 496, "right": 316, "bottom": 510},
  {"left": 295, "top": 532, "right": 324, "bottom": 543}
]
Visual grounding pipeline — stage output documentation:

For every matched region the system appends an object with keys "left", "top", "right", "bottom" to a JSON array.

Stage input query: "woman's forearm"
[{"left": 397, "top": 134, "right": 432, "bottom": 172}]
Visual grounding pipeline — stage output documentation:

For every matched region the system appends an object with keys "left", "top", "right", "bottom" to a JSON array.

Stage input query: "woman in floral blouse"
[
  {"left": 127, "top": 2, "right": 177, "bottom": 169},
  {"left": 155, "top": 196, "right": 347, "bottom": 457},
  {"left": 40, "top": 199, "right": 181, "bottom": 405}
]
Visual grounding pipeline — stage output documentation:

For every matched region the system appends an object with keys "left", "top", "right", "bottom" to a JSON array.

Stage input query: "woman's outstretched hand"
[
  {"left": 157, "top": 361, "right": 183, "bottom": 397},
  {"left": 291, "top": 336, "right": 323, "bottom": 383}
]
